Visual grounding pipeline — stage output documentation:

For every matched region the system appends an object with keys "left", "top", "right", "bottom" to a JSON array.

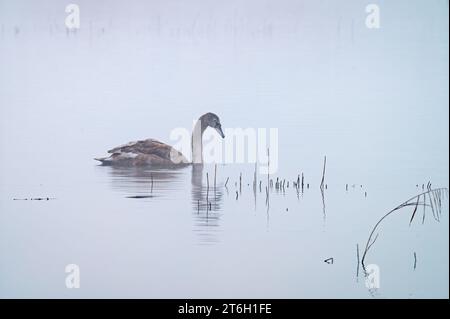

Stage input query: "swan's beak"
[{"left": 215, "top": 125, "right": 225, "bottom": 138}]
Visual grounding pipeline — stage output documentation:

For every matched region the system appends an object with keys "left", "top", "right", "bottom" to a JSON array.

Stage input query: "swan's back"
[{"left": 95, "top": 138, "right": 189, "bottom": 167}]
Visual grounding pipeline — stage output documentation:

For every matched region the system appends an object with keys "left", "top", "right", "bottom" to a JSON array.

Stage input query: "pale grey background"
[{"left": 0, "top": 0, "right": 448, "bottom": 298}]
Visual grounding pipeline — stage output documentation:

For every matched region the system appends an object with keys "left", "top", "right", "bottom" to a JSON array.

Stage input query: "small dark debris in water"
[
  {"left": 13, "top": 197, "right": 55, "bottom": 201},
  {"left": 209, "top": 202, "right": 212, "bottom": 210},
  {"left": 126, "top": 195, "right": 154, "bottom": 199},
  {"left": 346, "top": 184, "right": 348, "bottom": 191},
  {"left": 324, "top": 257, "right": 334, "bottom": 264},
  {"left": 286, "top": 208, "right": 288, "bottom": 212},
  {"left": 307, "top": 184, "right": 310, "bottom": 189},
  {"left": 235, "top": 191, "right": 239, "bottom": 200},
  {"left": 413, "top": 252, "right": 417, "bottom": 270},
  {"left": 225, "top": 177, "right": 229, "bottom": 187},
  {"left": 365, "top": 192, "right": 367, "bottom": 197}
]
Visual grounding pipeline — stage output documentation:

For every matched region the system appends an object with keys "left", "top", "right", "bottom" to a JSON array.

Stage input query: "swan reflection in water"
[
  {"left": 94, "top": 112, "right": 226, "bottom": 243},
  {"left": 191, "top": 165, "right": 224, "bottom": 244},
  {"left": 98, "top": 164, "right": 224, "bottom": 244}
]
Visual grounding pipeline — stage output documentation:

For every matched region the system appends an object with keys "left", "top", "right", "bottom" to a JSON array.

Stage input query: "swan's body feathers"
[{"left": 96, "top": 138, "right": 189, "bottom": 166}]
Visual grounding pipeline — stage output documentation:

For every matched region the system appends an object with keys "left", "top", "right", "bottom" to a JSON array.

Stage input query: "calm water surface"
[{"left": 0, "top": 0, "right": 448, "bottom": 298}]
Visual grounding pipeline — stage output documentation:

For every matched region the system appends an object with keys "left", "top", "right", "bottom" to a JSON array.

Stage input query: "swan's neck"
[{"left": 191, "top": 118, "right": 205, "bottom": 164}]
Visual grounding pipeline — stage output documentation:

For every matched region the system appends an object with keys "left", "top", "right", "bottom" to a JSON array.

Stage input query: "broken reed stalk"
[
  {"left": 422, "top": 197, "right": 426, "bottom": 224},
  {"left": 301, "top": 173, "right": 304, "bottom": 192},
  {"left": 356, "top": 244, "right": 360, "bottom": 279},
  {"left": 320, "top": 156, "right": 326, "bottom": 190},
  {"left": 239, "top": 172, "right": 242, "bottom": 193},
  {"left": 361, "top": 187, "right": 448, "bottom": 272},
  {"left": 413, "top": 252, "right": 417, "bottom": 270}
]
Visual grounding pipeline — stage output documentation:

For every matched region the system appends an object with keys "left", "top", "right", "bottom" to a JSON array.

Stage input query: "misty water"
[{"left": 0, "top": 0, "right": 448, "bottom": 298}]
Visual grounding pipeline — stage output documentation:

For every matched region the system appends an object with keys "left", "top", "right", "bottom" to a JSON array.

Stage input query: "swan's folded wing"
[{"left": 107, "top": 138, "right": 187, "bottom": 162}]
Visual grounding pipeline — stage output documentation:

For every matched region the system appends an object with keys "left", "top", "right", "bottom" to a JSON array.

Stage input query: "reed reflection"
[{"left": 191, "top": 164, "right": 224, "bottom": 244}]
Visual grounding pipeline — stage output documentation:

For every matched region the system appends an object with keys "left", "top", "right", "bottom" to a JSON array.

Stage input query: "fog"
[{"left": 0, "top": 0, "right": 448, "bottom": 298}]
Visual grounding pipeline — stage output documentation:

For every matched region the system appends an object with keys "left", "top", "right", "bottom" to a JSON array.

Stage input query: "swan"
[{"left": 94, "top": 112, "right": 225, "bottom": 166}]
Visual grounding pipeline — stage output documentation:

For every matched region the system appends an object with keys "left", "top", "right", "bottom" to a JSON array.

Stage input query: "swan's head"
[{"left": 201, "top": 112, "right": 225, "bottom": 138}]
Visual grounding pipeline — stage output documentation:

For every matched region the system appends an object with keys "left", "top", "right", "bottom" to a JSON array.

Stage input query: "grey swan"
[{"left": 95, "top": 112, "right": 225, "bottom": 166}]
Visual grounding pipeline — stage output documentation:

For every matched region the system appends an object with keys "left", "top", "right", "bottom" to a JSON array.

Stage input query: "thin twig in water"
[{"left": 320, "top": 156, "right": 327, "bottom": 190}]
